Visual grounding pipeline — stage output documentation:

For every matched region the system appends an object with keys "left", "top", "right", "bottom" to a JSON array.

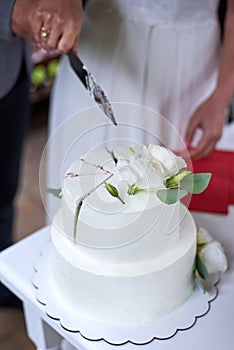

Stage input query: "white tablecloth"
[{"left": 0, "top": 223, "right": 233, "bottom": 350}]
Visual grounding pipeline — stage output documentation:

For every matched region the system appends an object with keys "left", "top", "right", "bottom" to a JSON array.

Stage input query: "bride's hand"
[
  {"left": 12, "top": 0, "right": 83, "bottom": 53},
  {"left": 185, "top": 93, "right": 227, "bottom": 159}
]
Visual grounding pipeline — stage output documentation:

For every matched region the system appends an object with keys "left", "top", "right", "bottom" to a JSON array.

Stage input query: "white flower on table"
[
  {"left": 200, "top": 241, "right": 227, "bottom": 274},
  {"left": 197, "top": 227, "right": 227, "bottom": 278}
]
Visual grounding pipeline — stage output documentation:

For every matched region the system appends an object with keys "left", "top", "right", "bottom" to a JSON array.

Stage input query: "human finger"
[
  {"left": 40, "top": 29, "right": 52, "bottom": 51},
  {"left": 57, "top": 30, "right": 75, "bottom": 52},
  {"left": 185, "top": 117, "right": 199, "bottom": 146},
  {"left": 72, "top": 35, "right": 80, "bottom": 55},
  {"left": 57, "top": 20, "right": 82, "bottom": 53},
  {"left": 46, "top": 25, "right": 62, "bottom": 51},
  {"left": 27, "top": 10, "right": 43, "bottom": 44},
  {"left": 189, "top": 134, "right": 215, "bottom": 159},
  {"left": 39, "top": 13, "right": 53, "bottom": 50}
]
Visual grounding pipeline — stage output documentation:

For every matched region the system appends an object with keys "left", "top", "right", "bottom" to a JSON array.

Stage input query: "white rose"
[
  {"left": 199, "top": 240, "right": 227, "bottom": 275},
  {"left": 116, "top": 164, "right": 140, "bottom": 184},
  {"left": 197, "top": 227, "right": 213, "bottom": 246},
  {"left": 147, "top": 145, "right": 186, "bottom": 178}
]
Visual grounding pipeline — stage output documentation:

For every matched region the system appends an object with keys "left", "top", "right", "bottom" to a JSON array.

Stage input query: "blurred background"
[
  {"left": 14, "top": 48, "right": 60, "bottom": 242},
  {"left": 0, "top": 48, "right": 60, "bottom": 350}
]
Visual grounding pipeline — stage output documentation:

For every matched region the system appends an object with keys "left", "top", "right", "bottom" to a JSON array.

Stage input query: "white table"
[{"left": 0, "top": 220, "right": 233, "bottom": 350}]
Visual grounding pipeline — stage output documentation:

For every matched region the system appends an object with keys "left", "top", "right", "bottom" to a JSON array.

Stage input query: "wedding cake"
[{"left": 51, "top": 144, "right": 197, "bottom": 326}]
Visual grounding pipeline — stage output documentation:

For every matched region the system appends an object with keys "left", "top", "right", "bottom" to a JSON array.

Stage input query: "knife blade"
[{"left": 67, "top": 51, "right": 117, "bottom": 126}]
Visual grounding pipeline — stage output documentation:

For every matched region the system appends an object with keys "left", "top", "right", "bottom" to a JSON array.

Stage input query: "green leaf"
[
  {"left": 165, "top": 169, "right": 191, "bottom": 189},
  {"left": 157, "top": 188, "right": 188, "bottom": 204},
  {"left": 46, "top": 188, "right": 62, "bottom": 198},
  {"left": 180, "top": 173, "right": 211, "bottom": 194},
  {"left": 127, "top": 184, "right": 145, "bottom": 195},
  {"left": 104, "top": 182, "right": 125, "bottom": 204},
  {"left": 196, "top": 254, "right": 209, "bottom": 279}
]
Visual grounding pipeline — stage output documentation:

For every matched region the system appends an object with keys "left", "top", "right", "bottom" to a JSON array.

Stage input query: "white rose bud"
[
  {"left": 197, "top": 227, "right": 213, "bottom": 246},
  {"left": 199, "top": 240, "right": 228, "bottom": 274},
  {"left": 148, "top": 145, "right": 186, "bottom": 178}
]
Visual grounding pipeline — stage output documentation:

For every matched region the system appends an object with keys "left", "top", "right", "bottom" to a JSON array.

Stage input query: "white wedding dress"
[{"left": 47, "top": 0, "right": 220, "bottom": 219}]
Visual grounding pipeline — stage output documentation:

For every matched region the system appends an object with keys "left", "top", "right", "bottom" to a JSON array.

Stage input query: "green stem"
[
  {"left": 117, "top": 195, "right": 125, "bottom": 204},
  {"left": 73, "top": 200, "right": 83, "bottom": 244}
]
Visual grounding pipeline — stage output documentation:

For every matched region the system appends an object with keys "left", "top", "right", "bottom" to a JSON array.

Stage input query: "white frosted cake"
[{"left": 51, "top": 144, "right": 197, "bottom": 326}]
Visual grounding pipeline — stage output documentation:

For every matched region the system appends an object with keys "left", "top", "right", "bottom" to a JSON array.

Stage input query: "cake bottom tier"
[{"left": 51, "top": 210, "right": 197, "bottom": 326}]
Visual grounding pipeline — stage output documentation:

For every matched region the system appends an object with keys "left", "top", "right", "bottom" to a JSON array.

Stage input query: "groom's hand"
[{"left": 12, "top": 0, "right": 83, "bottom": 53}]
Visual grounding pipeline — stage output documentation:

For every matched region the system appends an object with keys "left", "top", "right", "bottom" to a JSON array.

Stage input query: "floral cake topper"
[
  {"left": 47, "top": 144, "right": 211, "bottom": 205},
  {"left": 104, "top": 144, "right": 211, "bottom": 205}
]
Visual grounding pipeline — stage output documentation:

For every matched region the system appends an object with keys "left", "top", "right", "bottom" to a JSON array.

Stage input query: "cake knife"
[{"left": 67, "top": 51, "right": 117, "bottom": 126}]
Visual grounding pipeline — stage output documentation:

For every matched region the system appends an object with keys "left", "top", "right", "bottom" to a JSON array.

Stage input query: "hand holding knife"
[{"left": 67, "top": 51, "right": 117, "bottom": 126}]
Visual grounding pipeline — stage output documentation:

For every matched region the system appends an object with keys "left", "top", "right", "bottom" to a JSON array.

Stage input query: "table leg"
[
  {"left": 60, "top": 339, "right": 78, "bottom": 350},
  {"left": 23, "top": 302, "right": 63, "bottom": 350}
]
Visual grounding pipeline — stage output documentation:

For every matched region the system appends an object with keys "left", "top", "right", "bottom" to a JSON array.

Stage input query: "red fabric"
[{"left": 187, "top": 149, "right": 234, "bottom": 214}]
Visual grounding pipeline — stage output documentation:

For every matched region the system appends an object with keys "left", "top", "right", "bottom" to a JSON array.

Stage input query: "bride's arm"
[{"left": 186, "top": 0, "right": 234, "bottom": 159}]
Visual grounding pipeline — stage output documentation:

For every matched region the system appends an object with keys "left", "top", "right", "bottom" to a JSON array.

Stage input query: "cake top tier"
[{"left": 56, "top": 143, "right": 211, "bottom": 248}]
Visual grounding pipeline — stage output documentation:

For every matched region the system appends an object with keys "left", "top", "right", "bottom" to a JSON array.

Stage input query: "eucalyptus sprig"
[
  {"left": 46, "top": 188, "right": 62, "bottom": 198},
  {"left": 104, "top": 182, "right": 125, "bottom": 204},
  {"left": 157, "top": 170, "right": 212, "bottom": 205},
  {"left": 196, "top": 254, "right": 209, "bottom": 280}
]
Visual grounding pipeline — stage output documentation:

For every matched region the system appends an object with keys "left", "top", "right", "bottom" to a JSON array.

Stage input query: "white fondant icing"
[{"left": 51, "top": 206, "right": 196, "bottom": 325}]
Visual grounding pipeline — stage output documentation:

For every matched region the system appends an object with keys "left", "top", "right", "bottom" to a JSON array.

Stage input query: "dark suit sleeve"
[
  {"left": 82, "top": 0, "right": 88, "bottom": 8},
  {"left": 0, "top": 0, "right": 15, "bottom": 41}
]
